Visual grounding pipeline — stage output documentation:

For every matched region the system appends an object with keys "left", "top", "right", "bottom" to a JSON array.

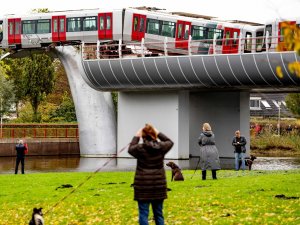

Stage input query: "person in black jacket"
[
  {"left": 232, "top": 130, "right": 247, "bottom": 170},
  {"left": 128, "top": 124, "right": 173, "bottom": 225},
  {"left": 15, "top": 139, "right": 27, "bottom": 174}
]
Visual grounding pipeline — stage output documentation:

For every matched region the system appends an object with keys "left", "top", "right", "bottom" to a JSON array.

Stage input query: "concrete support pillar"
[
  {"left": 118, "top": 91, "right": 250, "bottom": 164},
  {"left": 118, "top": 91, "right": 190, "bottom": 159},
  {"left": 55, "top": 46, "right": 116, "bottom": 157}
]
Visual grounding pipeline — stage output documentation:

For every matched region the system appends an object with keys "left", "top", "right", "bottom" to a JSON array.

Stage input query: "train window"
[
  {"left": 192, "top": 25, "right": 208, "bottom": 40},
  {"left": 139, "top": 17, "right": 145, "bottom": 32},
  {"left": 256, "top": 31, "right": 263, "bottom": 52},
  {"left": 106, "top": 16, "right": 111, "bottom": 30},
  {"left": 15, "top": 21, "right": 21, "bottom": 35},
  {"left": 133, "top": 16, "right": 138, "bottom": 32},
  {"left": 265, "top": 24, "right": 272, "bottom": 47},
  {"left": 22, "top": 20, "right": 36, "bottom": 34},
  {"left": 207, "top": 28, "right": 214, "bottom": 40},
  {"left": 147, "top": 19, "right": 160, "bottom": 35},
  {"left": 53, "top": 19, "right": 58, "bottom": 32},
  {"left": 9, "top": 21, "right": 14, "bottom": 35},
  {"left": 177, "top": 23, "right": 182, "bottom": 38},
  {"left": 225, "top": 31, "right": 230, "bottom": 45},
  {"left": 83, "top": 17, "right": 97, "bottom": 31},
  {"left": 215, "top": 29, "right": 223, "bottom": 45},
  {"left": 67, "top": 18, "right": 81, "bottom": 32},
  {"left": 184, "top": 24, "right": 190, "bottom": 39},
  {"left": 232, "top": 31, "right": 238, "bottom": 45},
  {"left": 37, "top": 19, "right": 50, "bottom": 33},
  {"left": 99, "top": 16, "right": 104, "bottom": 30},
  {"left": 161, "top": 21, "right": 175, "bottom": 38},
  {"left": 244, "top": 32, "right": 252, "bottom": 52},
  {"left": 59, "top": 19, "right": 65, "bottom": 32}
]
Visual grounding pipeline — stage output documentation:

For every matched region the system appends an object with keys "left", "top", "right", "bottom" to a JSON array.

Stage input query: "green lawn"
[{"left": 0, "top": 170, "right": 299, "bottom": 225}]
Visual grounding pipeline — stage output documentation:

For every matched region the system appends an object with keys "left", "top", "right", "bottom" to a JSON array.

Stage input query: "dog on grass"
[
  {"left": 239, "top": 155, "right": 257, "bottom": 170},
  {"left": 166, "top": 161, "right": 184, "bottom": 181},
  {"left": 29, "top": 208, "right": 44, "bottom": 225}
]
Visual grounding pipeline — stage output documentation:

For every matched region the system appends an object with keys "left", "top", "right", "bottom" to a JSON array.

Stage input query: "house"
[{"left": 250, "top": 93, "right": 294, "bottom": 118}]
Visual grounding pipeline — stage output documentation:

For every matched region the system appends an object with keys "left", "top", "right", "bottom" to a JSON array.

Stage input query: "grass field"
[{"left": 0, "top": 170, "right": 299, "bottom": 225}]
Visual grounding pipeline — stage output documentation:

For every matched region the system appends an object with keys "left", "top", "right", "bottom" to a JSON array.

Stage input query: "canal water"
[{"left": 0, "top": 156, "right": 300, "bottom": 174}]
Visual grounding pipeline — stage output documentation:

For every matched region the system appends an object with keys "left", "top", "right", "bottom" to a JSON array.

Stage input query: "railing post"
[
  {"left": 238, "top": 31, "right": 243, "bottom": 54},
  {"left": 141, "top": 38, "right": 145, "bottom": 57},
  {"left": 188, "top": 35, "right": 192, "bottom": 56},
  {"left": 96, "top": 40, "right": 100, "bottom": 59},
  {"left": 82, "top": 41, "right": 85, "bottom": 59},
  {"left": 118, "top": 39, "right": 122, "bottom": 58},
  {"left": 266, "top": 31, "right": 270, "bottom": 52},
  {"left": 65, "top": 128, "right": 68, "bottom": 138},
  {"left": 164, "top": 37, "right": 168, "bottom": 56}
]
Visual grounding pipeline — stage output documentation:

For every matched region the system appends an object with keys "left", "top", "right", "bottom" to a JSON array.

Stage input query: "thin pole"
[
  {"left": 278, "top": 101, "right": 281, "bottom": 136},
  {"left": 191, "top": 157, "right": 201, "bottom": 179}
]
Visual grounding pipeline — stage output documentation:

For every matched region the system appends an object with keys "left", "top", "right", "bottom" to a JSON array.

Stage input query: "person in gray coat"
[
  {"left": 128, "top": 123, "right": 173, "bottom": 225},
  {"left": 198, "top": 123, "right": 221, "bottom": 180}
]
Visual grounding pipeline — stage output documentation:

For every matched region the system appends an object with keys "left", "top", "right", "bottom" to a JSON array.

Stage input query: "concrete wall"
[
  {"left": 189, "top": 91, "right": 250, "bottom": 158},
  {"left": 0, "top": 139, "right": 79, "bottom": 156},
  {"left": 118, "top": 91, "right": 188, "bottom": 159},
  {"left": 118, "top": 91, "right": 250, "bottom": 161}
]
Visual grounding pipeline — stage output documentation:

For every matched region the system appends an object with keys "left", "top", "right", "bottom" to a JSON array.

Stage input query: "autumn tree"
[
  {"left": 0, "top": 70, "right": 15, "bottom": 119},
  {"left": 285, "top": 93, "right": 300, "bottom": 117},
  {"left": 276, "top": 22, "right": 300, "bottom": 78},
  {"left": 22, "top": 53, "right": 55, "bottom": 122},
  {"left": 4, "top": 58, "right": 27, "bottom": 117}
]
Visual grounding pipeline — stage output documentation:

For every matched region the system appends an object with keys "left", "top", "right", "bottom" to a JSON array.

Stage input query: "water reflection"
[
  {"left": 251, "top": 157, "right": 300, "bottom": 170},
  {"left": 0, "top": 156, "right": 299, "bottom": 174}
]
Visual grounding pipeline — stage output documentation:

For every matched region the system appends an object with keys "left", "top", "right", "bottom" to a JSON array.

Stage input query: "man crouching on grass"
[{"left": 128, "top": 124, "right": 174, "bottom": 225}]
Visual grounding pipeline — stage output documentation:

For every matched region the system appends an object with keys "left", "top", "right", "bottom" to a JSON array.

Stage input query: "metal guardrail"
[
  {"left": 0, "top": 127, "right": 79, "bottom": 139},
  {"left": 82, "top": 34, "right": 288, "bottom": 60}
]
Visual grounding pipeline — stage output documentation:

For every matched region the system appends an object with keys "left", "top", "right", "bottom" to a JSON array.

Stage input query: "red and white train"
[{"left": 0, "top": 7, "right": 299, "bottom": 54}]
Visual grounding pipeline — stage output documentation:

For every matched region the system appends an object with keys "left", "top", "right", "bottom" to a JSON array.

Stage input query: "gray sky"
[{"left": 1, "top": 0, "right": 299, "bottom": 23}]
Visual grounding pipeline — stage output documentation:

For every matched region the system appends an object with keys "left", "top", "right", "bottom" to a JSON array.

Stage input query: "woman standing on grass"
[
  {"left": 198, "top": 123, "right": 221, "bottom": 180},
  {"left": 128, "top": 124, "right": 173, "bottom": 225}
]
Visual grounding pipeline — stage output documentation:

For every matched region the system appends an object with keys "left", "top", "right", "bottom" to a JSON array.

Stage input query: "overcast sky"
[{"left": 0, "top": 0, "right": 299, "bottom": 23}]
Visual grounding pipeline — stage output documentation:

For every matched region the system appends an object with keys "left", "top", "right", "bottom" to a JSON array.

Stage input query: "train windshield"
[{"left": 0, "top": 20, "right": 3, "bottom": 42}]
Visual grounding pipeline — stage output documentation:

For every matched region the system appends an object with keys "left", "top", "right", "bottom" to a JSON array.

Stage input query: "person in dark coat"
[
  {"left": 128, "top": 124, "right": 173, "bottom": 225},
  {"left": 232, "top": 130, "right": 247, "bottom": 170},
  {"left": 198, "top": 123, "right": 221, "bottom": 180},
  {"left": 15, "top": 139, "right": 27, "bottom": 174}
]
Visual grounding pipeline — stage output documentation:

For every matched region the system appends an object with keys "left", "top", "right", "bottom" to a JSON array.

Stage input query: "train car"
[
  {"left": 122, "top": 7, "right": 262, "bottom": 55},
  {"left": 1, "top": 7, "right": 293, "bottom": 57},
  {"left": 0, "top": 8, "right": 123, "bottom": 49}
]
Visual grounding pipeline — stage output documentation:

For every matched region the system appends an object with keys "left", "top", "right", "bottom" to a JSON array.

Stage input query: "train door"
[
  {"left": 175, "top": 20, "right": 191, "bottom": 48},
  {"left": 131, "top": 13, "right": 146, "bottom": 41},
  {"left": 98, "top": 13, "right": 113, "bottom": 40},
  {"left": 278, "top": 21, "right": 296, "bottom": 51},
  {"left": 52, "top": 15, "right": 66, "bottom": 42},
  {"left": 222, "top": 27, "right": 240, "bottom": 54},
  {"left": 7, "top": 18, "right": 21, "bottom": 45}
]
